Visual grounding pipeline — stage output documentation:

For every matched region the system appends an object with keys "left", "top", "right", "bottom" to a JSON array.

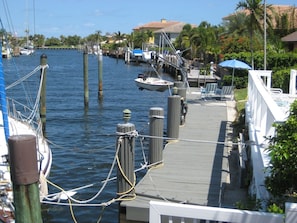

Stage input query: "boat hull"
[{"left": 0, "top": 113, "right": 52, "bottom": 221}]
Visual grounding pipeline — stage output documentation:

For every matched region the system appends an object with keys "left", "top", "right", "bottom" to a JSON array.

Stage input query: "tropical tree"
[
  {"left": 175, "top": 22, "right": 221, "bottom": 62},
  {"left": 125, "top": 32, "right": 134, "bottom": 48},
  {"left": 194, "top": 21, "right": 220, "bottom": 63},
  {"left": 175, "top": 24, "right": 192, "bottom": 49},
  {"left": 33, "top": 34, "right": 45, "bottom": 47},
  {"left": 220, "top": 13, "right": 251, "bottom": 54},
  {"left": 132, "top": 31, "right": 150, "bottom": 48},
  {"left": 85, "top": 31, "right": 102, "bottom": 46},
  {"left": 44, "top": 37, "right": 61, "bottom": 46},
  {"left": 223, "top": 12, "right": 249, "bottom": 37},
  {"left": 113, "top": 31, "right": 125, "bottom": 44},
  {"left": 236, "top": 0, "right": 265, "bottom": 68}
]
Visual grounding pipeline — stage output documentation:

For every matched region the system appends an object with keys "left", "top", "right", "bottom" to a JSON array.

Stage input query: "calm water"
[{"left": 3, "top": 50, "right": 172, "bottom": 223}]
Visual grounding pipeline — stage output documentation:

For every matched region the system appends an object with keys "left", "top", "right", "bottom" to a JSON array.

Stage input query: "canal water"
[{"left": 3, "top": 50, "right": 173, "bottom": 223}]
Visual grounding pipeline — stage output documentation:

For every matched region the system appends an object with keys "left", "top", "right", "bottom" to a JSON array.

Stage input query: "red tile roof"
[{"left": 133, "top": 19, "right": 180, "bottom": 31}]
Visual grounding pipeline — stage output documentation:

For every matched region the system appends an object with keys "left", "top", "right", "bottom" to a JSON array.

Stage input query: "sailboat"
[
  {"left": 135, "top": 63, "right": 174, "bottom": 92},
  {"left": 19, "top": 29, "right": 35, "bottom": 56},
  {"left": 20, "top": 45, "right": 34, "bottom": 56},
  {"left": 0, "top": 49, "right": 52, "bottom": 221}
]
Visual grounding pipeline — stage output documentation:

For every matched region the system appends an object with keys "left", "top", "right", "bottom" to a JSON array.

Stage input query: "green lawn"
[
  {"left": 234, "top": 88, "right": 247, "bottom": 113},
  {"left": 232, "top": 88, "right": 248, "bottom": 139}
]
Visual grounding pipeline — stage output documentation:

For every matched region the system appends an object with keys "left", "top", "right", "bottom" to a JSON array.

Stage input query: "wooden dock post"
[
  {"left": 83, "top": 46, "right": 89, "bottom": 107},
  {"left": 98, "top": 51, "right": 103, "bottom": 99},
  {"left": 124, "top": 50, "right": 130, "bottom": 64},
  {"left": 8, "top": 135, "right": 42, "bottom": 223},
  {"left": 149, "top": 107, "right": 164, "bottom": 166},
  {"left": 40, "top": 54, "right": 47, "bottom": 135},
  {"left": 167, "top": 88, "right": 181, "bottom": 141},
  {"left": 116, "top": 109, "right": 135, "bottom": 197}
]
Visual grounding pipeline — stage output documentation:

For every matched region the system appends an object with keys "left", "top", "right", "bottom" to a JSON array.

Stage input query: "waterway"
[{"left": 2, "top": 49, "right": 173, "bottom": 222}]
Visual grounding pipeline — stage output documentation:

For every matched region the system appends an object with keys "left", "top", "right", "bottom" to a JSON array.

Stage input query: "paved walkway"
[{"left": 121, "top": 88, "right": 246, "bottom": 222}]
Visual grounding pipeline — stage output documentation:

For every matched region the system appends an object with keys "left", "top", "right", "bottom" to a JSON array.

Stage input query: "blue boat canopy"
[{"left": 132, "top": 48, "right": 143, "bottom": 56}]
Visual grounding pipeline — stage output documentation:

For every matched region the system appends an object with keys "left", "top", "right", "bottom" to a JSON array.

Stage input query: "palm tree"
[
  {"left": 223, "top": 12, "right": 249, "bottom": 37},
  {"left": 236, "top": 0, "right": 264, "bottom": 69},
  {"left": 175, "top": 24, "right": 193, "bottom": 58},
  {"left": 133, "top": 31, "right": 150, "bottom": 48},
  {"left": 114, "top": 31, "right": 126, "bottom": 45}
]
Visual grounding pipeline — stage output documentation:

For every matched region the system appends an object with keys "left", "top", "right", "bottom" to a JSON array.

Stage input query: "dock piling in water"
[
  {"left": 40, "top": 54, "right": 47, "bottom": 135},
  {"left": 83, "top": 46, "right": 89, "bottom": 107},
  {"left": 8, "top": 135, "right": 42, "bottom": 223},
  {"left": 116, "top": 109, "right": 135, "bottom": 197},
  {"left": 98, "top": 52, "right": 103, "bottom": 99}
]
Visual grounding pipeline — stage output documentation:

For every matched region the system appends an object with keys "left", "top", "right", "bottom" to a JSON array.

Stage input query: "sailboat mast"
[{"left": 0, "top": 45, "right": 10, "bottom": 141}]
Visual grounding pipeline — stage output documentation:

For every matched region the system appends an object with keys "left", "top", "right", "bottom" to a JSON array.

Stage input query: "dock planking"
[{"left": 120, "top": 89, "right": 236, "bottom": 222}]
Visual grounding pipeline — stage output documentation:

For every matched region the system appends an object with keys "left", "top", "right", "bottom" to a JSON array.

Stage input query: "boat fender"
[{"left": 180, "top": 99, "right": 188, "bottom": 125}]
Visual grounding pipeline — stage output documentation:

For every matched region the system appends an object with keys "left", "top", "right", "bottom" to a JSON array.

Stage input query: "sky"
[{"left": 1, "top": 0, "right": 296, "bottom": 38}]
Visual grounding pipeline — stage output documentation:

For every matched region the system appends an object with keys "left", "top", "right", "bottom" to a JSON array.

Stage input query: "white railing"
[
  {"left": 245, "top": 70, "right": 291, "bottom": 203},
  {"left": 245, "top": 69, "right": 297, "bottom": 205},
  {"left": 246, "top": 70, "right": 286, "bottom": 144},
  {"left": 149, "top": 200, "right": 290, "bottom": 223}
]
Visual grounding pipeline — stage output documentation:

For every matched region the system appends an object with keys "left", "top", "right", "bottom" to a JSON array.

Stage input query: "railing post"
[{"left": 285, "top": 203, "right": 297, "bottom": 223}]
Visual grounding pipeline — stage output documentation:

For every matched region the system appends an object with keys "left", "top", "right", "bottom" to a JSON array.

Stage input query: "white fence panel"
[{"left": 149, "top": 201, "right": 283, "bottom": 223}]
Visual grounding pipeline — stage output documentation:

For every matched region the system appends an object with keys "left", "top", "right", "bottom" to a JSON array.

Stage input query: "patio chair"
[
  {"left": 219, "top": 86, "right": 234, "bottom": 100},
  {"left": 201, "top": 83, "right": 218, "bottom": 100}
]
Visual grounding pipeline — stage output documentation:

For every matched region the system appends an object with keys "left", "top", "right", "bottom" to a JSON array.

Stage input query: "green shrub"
[{"left": 265, "top": 100, "right": 297, "bottom": 196}]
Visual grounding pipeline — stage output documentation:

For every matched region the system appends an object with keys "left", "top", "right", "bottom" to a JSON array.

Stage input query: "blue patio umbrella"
[{"left": 219, "top": 59, "right": 252, "bottom": 87}]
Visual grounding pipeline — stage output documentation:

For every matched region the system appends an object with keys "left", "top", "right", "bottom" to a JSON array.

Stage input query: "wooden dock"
[
  {"left": 120, "top": 89, "right": 238, "bottom": 222},
  {"left": 187, "top": 69, "right": 221, "bottom": 87}
]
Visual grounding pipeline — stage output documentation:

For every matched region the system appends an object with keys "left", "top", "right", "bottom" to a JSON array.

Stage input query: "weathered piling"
[
  {"left": 149, "top": 107, "right": 164, "bottom": 166},
  {"left": 174, "top": 81, "right": 188, "bottom": 125},
  {"left": 83, "top": 46, "right": 89, "bottom": 107},
  {"left": 40, "top": 54, "right": 47, "bottom": 134},
  {"left": 167, "top": 88, "right": 181, "bottom": 141},
  {"left": 8, "top": 135, "right": 42, "bottom": 223},
  {"left": 98, "top": 52, "right": 103, "bottom": 99},
  {"left": 174, "top": 80, "right": 187, "bottom": 98},
  {"left": 116, "top": 109, "right": 135, "bottom": 197}
]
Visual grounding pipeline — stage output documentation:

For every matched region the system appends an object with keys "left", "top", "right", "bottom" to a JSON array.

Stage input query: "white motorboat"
[
  {"left": 135, "top": 75, "right": 174, "bottom": 92},
  {"left": 135, "top": 62, "right": 174, "bottom": 92}
]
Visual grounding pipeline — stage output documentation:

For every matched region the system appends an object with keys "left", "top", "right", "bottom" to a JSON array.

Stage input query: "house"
[
  {"left": 270, "top": 5, "right": 297, "bottom": 29},
  {"left": 133, "top": 19, "right": 195, "bottom": 46},
  {"left": 281, "top": 31, "right": 297, "bottom": 51}
]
